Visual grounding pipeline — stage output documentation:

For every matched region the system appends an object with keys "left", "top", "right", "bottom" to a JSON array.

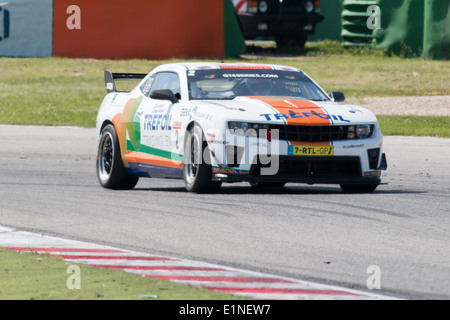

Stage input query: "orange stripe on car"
[
  {"left": 253, "top": 96, "right": 332, "bottom": 145},
  {"left": 126, "top": 152, "right": 183, "bottom": 170},
  {"left": 253, "top": 97, "right": 331, "bottom": 126}
]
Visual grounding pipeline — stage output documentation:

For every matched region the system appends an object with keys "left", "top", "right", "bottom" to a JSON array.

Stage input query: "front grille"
[
  {"left": 269, "top": 125, "right": 351, "bottom": 142},
  {"left": 280, "top": 0, "right": 306, "bottom": 14},
  {"left": 264, "top": 0, "right": 306, "bottom": 15},
  {"left": 251, "top": 156, "right": 362, "bottom": 180}
]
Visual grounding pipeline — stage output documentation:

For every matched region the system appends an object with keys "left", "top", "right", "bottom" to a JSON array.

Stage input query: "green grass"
[
  {"left": 0, "top": 41, "right": 449, "bottom": 131},
  {"left": 0, "top": 249, "right": 247, "bottom": 300},
  {"left": 245, "top": 41, "right": 450, "bottom": 97},
  {"left": 378, "top": 116, "right": 450, "bottom": 138}
]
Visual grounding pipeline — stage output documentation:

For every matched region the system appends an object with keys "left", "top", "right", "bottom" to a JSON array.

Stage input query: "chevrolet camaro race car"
[{"left": 96, "top": 62, "right": 387, "bottom": 193}]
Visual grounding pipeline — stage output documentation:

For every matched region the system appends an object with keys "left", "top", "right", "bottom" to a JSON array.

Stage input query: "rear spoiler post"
[{"left": 104, "top": 69, "right": 147, "bottom": 93}]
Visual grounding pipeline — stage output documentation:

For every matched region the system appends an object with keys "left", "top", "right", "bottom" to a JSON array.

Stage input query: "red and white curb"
[{"left": 0, "top": 226, "right": 396, "bottom": 300}]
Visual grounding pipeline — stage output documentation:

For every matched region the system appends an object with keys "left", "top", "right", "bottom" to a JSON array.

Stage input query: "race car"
[{"left": 96, "top": 62, "right": 387, "bottom": 193}]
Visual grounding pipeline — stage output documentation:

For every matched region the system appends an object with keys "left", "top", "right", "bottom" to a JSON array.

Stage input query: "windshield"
[{"left": 187, "top": 69, "right": 329, "bottom": 101}]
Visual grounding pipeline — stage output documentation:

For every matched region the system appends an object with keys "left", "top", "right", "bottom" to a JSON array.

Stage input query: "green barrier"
[
  {"left": 341, "top": 0, "right": 377, "bottom": 47},
  {"left": 423, "top": 0, "right": 450, "bottom": 60},
  {"left": 373, "top": 0, "right": 449, "bottom": 59},
  {"left": 224, "top": 0, "right": 246, "bottom": 57},
  {"left": 374, "top": 0, "right": 424, "bottom": 56},
  {"left": 310, "top": 0, "right": 344, "bottom": 41}
]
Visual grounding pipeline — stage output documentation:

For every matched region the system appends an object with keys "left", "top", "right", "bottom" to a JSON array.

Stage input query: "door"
[{"left": 134, "top": 71, "right": 184, "bottom": 178}]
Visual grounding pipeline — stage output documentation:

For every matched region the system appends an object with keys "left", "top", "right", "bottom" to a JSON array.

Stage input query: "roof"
[{"left": 160, "top": 62, "right": 302, "bottom": 72}]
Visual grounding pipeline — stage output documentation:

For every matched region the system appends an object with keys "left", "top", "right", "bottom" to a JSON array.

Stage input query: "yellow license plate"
[{"left": 288, "top": 145, "right": 334, "bottom": 156}]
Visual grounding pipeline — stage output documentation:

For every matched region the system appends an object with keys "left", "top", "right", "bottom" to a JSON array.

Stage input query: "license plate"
[{"left": 288, "top": 145, "right": 334, "bottom": 156}]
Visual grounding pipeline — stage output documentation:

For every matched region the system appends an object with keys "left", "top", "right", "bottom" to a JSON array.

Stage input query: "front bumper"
[
  {"left": 238, "top": 13, "right": 324, "bottom": 38},
  {"left": 212, "top": 155, "right": 386, "bottom": 185},
  {"left": 209, "top": 134, "right": 387, "bottom": 185}
]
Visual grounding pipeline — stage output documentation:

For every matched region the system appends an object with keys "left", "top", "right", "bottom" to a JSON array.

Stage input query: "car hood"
[{"left": 197, "top": 96, "right": 377, "bottom": 125}]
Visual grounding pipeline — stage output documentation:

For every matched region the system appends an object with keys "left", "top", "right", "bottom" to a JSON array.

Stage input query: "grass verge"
[
  {"left": 0, "top": 41, "right": 449, "bottom": 132},
  {"left": 0, "top": 249, "right": 247, "bottom": 300},
  {"left": 378, "top": 116, "right": 450, "bottom": 138}
]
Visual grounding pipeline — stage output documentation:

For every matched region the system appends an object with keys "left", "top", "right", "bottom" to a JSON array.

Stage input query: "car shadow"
[{"left": 134, "top": 184, "right": 426, "bottom": 196}]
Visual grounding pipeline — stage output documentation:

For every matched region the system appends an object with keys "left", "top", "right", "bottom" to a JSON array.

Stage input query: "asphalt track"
[{"left": 1, "top": 125, "right": 449, "bottom": 300}]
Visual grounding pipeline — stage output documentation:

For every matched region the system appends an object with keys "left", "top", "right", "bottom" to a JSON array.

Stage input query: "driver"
[{"left": 246, "top": 78, "right": 273, "bottom": 95}]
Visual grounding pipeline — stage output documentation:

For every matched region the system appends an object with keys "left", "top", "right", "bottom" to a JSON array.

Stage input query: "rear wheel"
[
  {"left": 97, "top": 124, "right": 139, "bottom": 190},
  {"left": 340, "top": 183, "right": 379, "bottom": 193},
  {"left": 183, "top": 125, "right": 221, "bottom": 193}
]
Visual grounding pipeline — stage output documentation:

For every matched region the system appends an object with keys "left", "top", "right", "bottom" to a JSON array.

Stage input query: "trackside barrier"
[
  {"left": 0, "top": 0, "right": 53, "bottom": 57},
  {"left": 423, "top": 0, "right": 450, "bottom": 60},
  {"left": 374, "top": 0, "right": 425, "bottom": 56},
  {"left": 340, "top": 0, "right": 449, "bottom": 59},
  {"left": 0, "top": 0, "right": 245, "bottom": 59},
  {"left": 54, "top": 0, "right": 226, "bottom": 59},
  {"left": 310, "top": 0, "right": 345, "bottom": 41},
  {"left": 341, "top": 0, "right": 377, "bottom": 47},
  {"left": 373, "top": 0, "right": 449, "bottom": 59},
  {"left": 224, "top": 0, "right": 246, "bottom": 57},
  {"left": 310, "top": 0, "right": 449, "bottom": 60}
]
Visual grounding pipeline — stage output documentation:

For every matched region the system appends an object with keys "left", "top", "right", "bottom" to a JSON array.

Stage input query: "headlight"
[
  {"left": 259, "top": 1, "right": 268, "bottom": 13},
  {"left": 356, "top": 125, "right": 373, "bottom": 139},
  {"left": 347, "top": 125, "right": 374, "bottom": 139},
  {"left": 228, "top": 122, "right": 269, "bottom": 137},
  {"left": 306, "top": 1, "right": 314, "bottom": 13}
]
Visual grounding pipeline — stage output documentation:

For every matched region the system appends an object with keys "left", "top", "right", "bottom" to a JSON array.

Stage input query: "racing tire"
[
  {"left": 97, "top": 124, "right": 139, "bottom": 190},
  {"left": 275, "top": 35, "right": 307, "bottom": 49},
  {"left": 340, "top": 183, "right": 379, "bottom": 193},
  {"left": 183, "top": 125, "right": 222, "bottom": 193}
]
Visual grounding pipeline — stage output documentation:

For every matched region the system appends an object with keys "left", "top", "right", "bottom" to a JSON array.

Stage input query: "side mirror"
[
  {"left": 329, "top": 91, "right": 346, "bottom": 103},
  {"left": 150, "top": 89, "right": 179, "bottom": 104}
]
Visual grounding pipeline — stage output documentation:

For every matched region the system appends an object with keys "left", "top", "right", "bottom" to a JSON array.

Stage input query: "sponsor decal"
[
  {"left": 223, "top": 73, "right": 279, "bottom": 78},
  {"left": 209, "top": 140, "right": 229, "bottom": 145},
  {"left": 172, "top": 121, "right": 182, "bottom": 130},
  {"left": 151, "top": 104, "right": 166, "bottom": 113},
  {"left": 106, "top": 83, "right": 114, "bottom": 92},
  {"left": 343, "top": 144, "right": 365, "bottom": 149},
  {"left": 251, "top": 97, "right": 349, "bottom": 126},
  {"left": 260, "top": 111, "right": 350, "bottom": 122},
  {"left": 212, "top": 167, "right": 249, "bottom": 175},
  {"left": 180, "top": 107, "right": 213, "bottom": 121},
  {"left": 180, "top": 108, "right": 191, "bottom": 117},
  {"left": 364, "top": 170, "right": 381, "bottom": 177},
  {"left": 143, "top": 114, "right": 173, "bottom": 131}
]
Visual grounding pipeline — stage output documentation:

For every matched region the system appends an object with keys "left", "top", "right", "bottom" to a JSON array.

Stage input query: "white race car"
[{"left": 96, "top": 62, "right": 387, "bottom": 193}]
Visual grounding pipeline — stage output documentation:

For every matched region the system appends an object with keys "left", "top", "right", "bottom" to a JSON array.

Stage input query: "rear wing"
[{"left": 104, "top": 69, "right": 147, "bottom": 93}]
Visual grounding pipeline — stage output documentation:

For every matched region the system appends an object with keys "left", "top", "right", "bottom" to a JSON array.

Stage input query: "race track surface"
[{"left": 1, "top": 125, "right": 449, "bottom": 299}]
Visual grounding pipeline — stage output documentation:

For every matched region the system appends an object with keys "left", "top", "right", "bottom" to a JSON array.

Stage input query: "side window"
[
  {"left": 140, "top": 75, "right": 155, "bottom": 96},
  {"left": 149, "top": 72, "right": 181, "bottom": 98}
]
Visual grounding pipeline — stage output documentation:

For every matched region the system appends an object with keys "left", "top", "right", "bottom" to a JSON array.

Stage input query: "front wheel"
[
  {"left": 340, "top": 184, "right": 379, "bottom": 193},
  {"left": 97, "top": 124, "right": 139, "bottom": 190},
  {"left": 183, "top": 125, "right": 221, "bottom": 193}
]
